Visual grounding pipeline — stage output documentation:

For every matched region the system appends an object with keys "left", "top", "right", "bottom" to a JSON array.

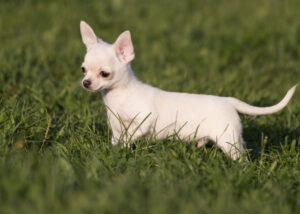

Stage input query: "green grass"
[{"left": 0, "top": 0, "right": 300, "bottom": 213}]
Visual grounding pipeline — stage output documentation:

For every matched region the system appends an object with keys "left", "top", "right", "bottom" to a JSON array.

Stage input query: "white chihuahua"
[{"left": 79, "top": 21, "right": 296, "bottom": 160}]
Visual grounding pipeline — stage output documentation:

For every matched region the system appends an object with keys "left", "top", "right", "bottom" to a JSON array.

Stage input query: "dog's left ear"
[
  {"left": 114, "top": 31, "right": 135, "bottom": 63},
  {"left": 80, "top": 21, "right": 100, "bottom": 49}
]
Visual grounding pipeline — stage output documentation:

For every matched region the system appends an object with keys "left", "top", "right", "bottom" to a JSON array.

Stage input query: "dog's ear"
[
  {"left": 114, "top": 30, "right": 135, "bottom": 63},
  {"left": 80, "top": 21, "right": 100, "bottom": 49}
]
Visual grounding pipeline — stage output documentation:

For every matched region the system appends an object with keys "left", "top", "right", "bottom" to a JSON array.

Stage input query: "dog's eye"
[
  {"left": 100, "top": 71, "right": 110, "bottom": 78},
  {"left": 81, "top": 67, "right": 86, "bottom": 74}
]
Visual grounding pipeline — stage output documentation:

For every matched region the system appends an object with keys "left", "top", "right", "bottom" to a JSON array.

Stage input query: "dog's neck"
[{"left": 101, "top": 65, "right": 140, "bottom": 103}]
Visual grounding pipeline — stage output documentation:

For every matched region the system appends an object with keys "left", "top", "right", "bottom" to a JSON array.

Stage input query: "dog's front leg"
[
  {"left": 111, "top": 136, "right": 119, "bottom": 146},
  {"left": 110, "top": 127, "right": 121, "bottom": 146},
  {"left": 110, "top": 128, "right": 144, "bottom": 147},
  {"left": 110, "top": 118, "right": 152, "bottom": 147}
]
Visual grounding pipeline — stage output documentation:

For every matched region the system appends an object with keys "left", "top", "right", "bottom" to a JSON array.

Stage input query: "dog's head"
[{"left": 80, "top": 21, "right": 135, "bottom": 92}]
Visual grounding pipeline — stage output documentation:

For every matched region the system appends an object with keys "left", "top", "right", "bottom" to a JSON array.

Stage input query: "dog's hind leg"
[
  {"left": 197, "top": 137, "right": 208, "bottom": 148},
  {"left": 214, "top": 129, "right": 247, "bottom": 161}
]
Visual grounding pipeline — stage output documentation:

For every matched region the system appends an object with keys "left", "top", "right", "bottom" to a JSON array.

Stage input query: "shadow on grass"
[{"left": 243, "top": 118, "right": 300, "bottom": 159}]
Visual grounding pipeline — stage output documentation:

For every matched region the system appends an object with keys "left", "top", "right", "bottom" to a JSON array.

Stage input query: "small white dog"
[{"left": 79, "top": 21, "right": 296, "bottom": 160}]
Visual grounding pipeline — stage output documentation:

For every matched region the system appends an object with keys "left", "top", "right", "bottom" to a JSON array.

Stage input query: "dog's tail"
[{"left": 226, "top": 85, "right": 297, "bottom": 116}]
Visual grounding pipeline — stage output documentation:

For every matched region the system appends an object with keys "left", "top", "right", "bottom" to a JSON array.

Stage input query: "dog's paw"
[
  {"left": 120, "top": 142, "right": 132, "bottom": 149},
  {"left": 111, "top": 137, "right": 119, "bottom": 146},
  {"left": 197, "top": 138, "right": 208, "bottom": 148}
]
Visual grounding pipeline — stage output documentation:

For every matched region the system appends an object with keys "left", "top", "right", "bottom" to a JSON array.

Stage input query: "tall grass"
[{"left": 0, "top": 0, "right": 299, "bottom": 213}]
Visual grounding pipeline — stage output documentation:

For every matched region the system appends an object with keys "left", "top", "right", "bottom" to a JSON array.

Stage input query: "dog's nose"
[{"left": 83, "top": 79, "right": 91, "bottom": 88}]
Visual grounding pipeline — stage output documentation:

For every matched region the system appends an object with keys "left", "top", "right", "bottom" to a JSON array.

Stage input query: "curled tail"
[{"left": 226, "top": 85, "right": 297, "bottom": 115}]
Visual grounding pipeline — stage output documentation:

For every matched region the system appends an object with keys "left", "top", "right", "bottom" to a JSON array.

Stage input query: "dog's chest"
[{"left": 103, "top": 90, "right": 153, "bottom": 131}]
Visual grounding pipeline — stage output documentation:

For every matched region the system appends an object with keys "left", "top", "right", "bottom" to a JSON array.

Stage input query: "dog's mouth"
[
  {"left": 97, "top": 86, "right": 104, "bottom": 91},
  {"left": 83, "top": 87, "right": 98, "bottom": 92},
  {"left": 82, "top": 84, "right": 104, "bottom": 92}
]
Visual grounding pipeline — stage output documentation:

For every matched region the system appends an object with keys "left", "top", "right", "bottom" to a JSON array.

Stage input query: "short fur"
[{"left": 80, "top": 21, "right": 297, "bottom": 160}]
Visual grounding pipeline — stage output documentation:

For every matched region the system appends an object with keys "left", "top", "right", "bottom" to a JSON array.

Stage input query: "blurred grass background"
[{"left": 0, "top": 0, "right": 300, "bottom": 213}]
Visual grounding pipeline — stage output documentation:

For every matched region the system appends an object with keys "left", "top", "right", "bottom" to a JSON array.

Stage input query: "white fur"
[{"left": 80, "top": 21, "right": 297, "bottom": 160}]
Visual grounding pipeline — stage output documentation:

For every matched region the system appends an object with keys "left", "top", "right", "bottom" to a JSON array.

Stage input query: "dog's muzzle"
[{"left": 83, "top": 79, "right": 91, "bottom": 88}]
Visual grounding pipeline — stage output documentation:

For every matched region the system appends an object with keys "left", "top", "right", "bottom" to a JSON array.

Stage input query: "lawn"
[{"left": 0, "top": 0, "right": 300, "bottom": 213}]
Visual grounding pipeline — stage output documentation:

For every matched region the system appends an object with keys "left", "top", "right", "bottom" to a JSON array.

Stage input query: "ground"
[{"left": 0, "top": 0, "right": 299, "bottom": 213}]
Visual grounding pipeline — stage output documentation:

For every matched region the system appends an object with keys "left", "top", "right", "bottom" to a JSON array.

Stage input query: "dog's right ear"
[
  {"left": 114, "top": 31, "right": 135, "bottom": 63},
  {"left": 80, "top": 21, "right": 99, "bottom": 49}
]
